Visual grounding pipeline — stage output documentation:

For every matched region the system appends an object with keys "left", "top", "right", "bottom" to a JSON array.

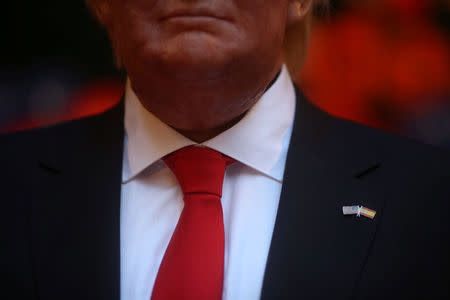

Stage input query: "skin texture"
[{"left": 93, "top": 0, "right": 311, "bottom": 142}]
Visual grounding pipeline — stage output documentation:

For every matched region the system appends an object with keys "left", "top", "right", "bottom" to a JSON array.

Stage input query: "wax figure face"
[{"left": 91, "top": 0, "right": 312, "bottom": 141}]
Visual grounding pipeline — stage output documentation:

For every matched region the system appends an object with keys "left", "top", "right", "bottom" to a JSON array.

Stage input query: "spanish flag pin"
[
  {"left": 359, "top": 206, "right": 376, "bottom": 219},
  {"left": 342, "top": 205, "right": 376, "bottom": 219}
]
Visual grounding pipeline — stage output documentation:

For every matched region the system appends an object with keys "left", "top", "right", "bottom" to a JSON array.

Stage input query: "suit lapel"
[
  {"left": 261, "top": 89, "right": 386, "bottom": 299},
  {"left": 31, "top": 100, "right": 124, "bottom": 300}
]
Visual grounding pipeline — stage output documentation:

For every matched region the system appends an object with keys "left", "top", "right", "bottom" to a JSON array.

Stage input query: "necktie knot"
[{"left": 163, "top": 146, "right": 232, "bottom": 197}]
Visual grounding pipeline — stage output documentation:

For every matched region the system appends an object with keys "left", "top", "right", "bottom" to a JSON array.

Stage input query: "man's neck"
[{"left": 170, "top": 70, "right": 282, "bottom": 143}]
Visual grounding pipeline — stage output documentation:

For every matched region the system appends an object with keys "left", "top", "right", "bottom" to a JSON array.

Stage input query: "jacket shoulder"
[
  {"left": 316, "top": 105, "right": 450, "bottom": 178},
  {"left": 1, "top": 100, "right": 124, "bottom": 166}
]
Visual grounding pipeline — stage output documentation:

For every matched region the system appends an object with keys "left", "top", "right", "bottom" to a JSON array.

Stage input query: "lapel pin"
[{"left": 342, "top": 205, "right": 376, "bottom": 219}]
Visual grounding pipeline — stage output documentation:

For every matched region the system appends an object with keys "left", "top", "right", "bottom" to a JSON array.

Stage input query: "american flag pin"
[{"left": 342, "top": 205, "right": 376, "bottom": 219}]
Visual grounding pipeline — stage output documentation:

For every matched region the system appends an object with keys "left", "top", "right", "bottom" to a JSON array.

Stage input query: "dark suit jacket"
[{"left": 1, "top": 88, "right": 449, "bottom": 299}]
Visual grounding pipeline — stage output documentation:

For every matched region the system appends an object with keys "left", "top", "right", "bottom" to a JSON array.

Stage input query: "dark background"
[{"left": 1, "top": 0, "right": 449, "bottom": 149}]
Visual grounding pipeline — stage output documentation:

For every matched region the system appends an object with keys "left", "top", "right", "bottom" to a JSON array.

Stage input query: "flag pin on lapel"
[{"left": 342, "top": 205, "right": 376, "bottom": 219}]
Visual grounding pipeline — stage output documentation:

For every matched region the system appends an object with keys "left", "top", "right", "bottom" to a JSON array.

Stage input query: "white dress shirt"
[{"left": 120, "top": 65, "right": 296, "bottom": 300}]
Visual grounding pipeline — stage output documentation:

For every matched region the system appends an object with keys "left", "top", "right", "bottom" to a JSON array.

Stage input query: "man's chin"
[
  {"left": 160, "top": 58, "right": 233, "bottom": 82},
  {"left": 155, "top": 34, "right": 238, "bottom": 79}
]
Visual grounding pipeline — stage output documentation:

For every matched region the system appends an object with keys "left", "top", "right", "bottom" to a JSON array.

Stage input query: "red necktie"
[{"left": 151, "top": 146, "right": 234, "bottom": 300}]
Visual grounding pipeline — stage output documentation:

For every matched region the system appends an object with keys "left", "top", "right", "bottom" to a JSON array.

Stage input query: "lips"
[{"left": 161, "top": 8, "right": 232, "bottom": 22}]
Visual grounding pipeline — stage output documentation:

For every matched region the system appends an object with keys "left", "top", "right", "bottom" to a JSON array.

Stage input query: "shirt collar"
[{"left": 123, "top": 65, "right": 296, "bottom": 182}]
